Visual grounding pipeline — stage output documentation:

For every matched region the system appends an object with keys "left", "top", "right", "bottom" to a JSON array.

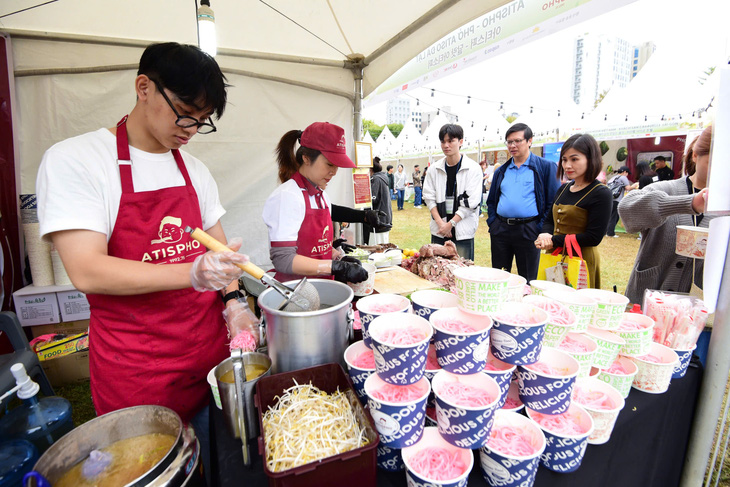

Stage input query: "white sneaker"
[
  {"left": 612, "top": 235, "right": 619, "bottom": 238},
  {"left": 414, "top": 206, "right": 422, "bottom": 209}
]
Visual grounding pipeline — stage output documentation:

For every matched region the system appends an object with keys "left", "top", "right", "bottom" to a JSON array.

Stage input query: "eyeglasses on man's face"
[
  {"left": 505, "top": 138, "right": 526, "bottom": 147},
  {"left": 151, "top": 79, "right": 217, "bottom": 135}
]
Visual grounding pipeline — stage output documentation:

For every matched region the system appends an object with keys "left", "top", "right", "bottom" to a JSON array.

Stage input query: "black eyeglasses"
[{"left": 151, "top": 79, "right": 217, "bottom": 135}]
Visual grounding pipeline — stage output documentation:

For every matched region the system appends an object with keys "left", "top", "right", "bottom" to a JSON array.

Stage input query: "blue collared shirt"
[{"left": 496, "top": 156, "right": 539, "bottom": 218}]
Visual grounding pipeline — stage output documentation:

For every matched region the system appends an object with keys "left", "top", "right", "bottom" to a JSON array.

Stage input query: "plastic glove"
[
  {"left": 222, "top": 297, "right": 260, "bottom": 348},
  {"left": 190, "top": 238, "right": 248, "bottom": 291},
  {"left": 333, "top": 237, "right": 356, "bottom": 254},
  {"left": 82, "top": 450, "right": 112, "bottom": 479},
  {"left": 331, "top": 257, "right": 369, "bottom": 283}
]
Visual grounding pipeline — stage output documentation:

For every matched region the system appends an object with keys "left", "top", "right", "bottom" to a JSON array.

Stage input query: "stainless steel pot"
[
  {"left": 258, "top": 279, "right": 354, "bottom": 373},
  {"left": 31, "top": 405, "right": 202, "bottom": 487}
]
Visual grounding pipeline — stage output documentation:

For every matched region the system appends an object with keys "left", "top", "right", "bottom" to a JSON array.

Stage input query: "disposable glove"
[
  {"left": 331, "top": 257, "right": 369, "bottom": 283},
  {"left": 333, "top": 237, "right": 356, "bottom": 254},
  {"left": 222, "top": 297, "right": 260, "bottom": 349},
  {"left": 190, "top": 237, "right": 247, "bottom": 291}
]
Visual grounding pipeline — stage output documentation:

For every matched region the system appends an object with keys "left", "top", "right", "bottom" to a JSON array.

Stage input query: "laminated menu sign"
[{"left": 352, "top": 170, "right": 372, "bottom": 209}]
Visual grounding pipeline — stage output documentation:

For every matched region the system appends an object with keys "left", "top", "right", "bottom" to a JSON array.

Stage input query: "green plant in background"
[
  {"left": 599, "top": 141, "right": 610, "bottom": 156},
  {"left": 606, "top": 165, "right": 614, "bottom": 174},
  {"left": 617, "top": 147, "right": 628, "bottom": 161}
]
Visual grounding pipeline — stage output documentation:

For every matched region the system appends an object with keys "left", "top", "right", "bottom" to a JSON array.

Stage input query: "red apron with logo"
[
  {"left": 85, "top": 116, "right": 228, "bottom": 423},
  {"left": 273, "top": 172, "right": 334, "bottom": 283}
]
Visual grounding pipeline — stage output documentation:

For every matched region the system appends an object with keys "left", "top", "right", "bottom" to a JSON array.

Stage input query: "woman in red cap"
[{"left": 263, "top": 122, "right": 377, "bottom": 283}]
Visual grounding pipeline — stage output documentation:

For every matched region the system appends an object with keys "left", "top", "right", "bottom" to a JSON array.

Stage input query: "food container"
[
  {"left": 529, "top": 280, "right": 576, "bottom": 296},
  {"left": 596, "top": 356, "right": 639, "bottom": 398},
  {"left": 585, "top": 326, "right": 626, "bottom": 369},
  {"left": 369, "top": 313, "right": 432, "bottom": 385},
  {"left": 376, "top": 445, "right": 404, "bottom": 472},
  {"left": 672, "top": 345, "right": 696, "bottom": 379},
  {"left": 500, "top": 381, "right": 524, "bottom": 412},
  {"left": 489, "top": 303, "right": 548, "bottom": 366},
  {"left": 256, "top": 363, "right": 379, "bottom": 487},
  {"left": 516, "top": 347, "right": 579, "bottom": 416},
  {"left": 402, "top": 426, "right": 474, "bottom": 487},
  {"left": 526, "top": 403, "right": 593, "bottom": 473},
  {"left": 613, "top": 312, "right": 654, "bottom": 356},
  {"left": 675, "top": 225, "right": 709, "bottom": 258},
  {"left": 368, "top": 249, "right": 402, "bottom": 267},
  {"left": 411, "top": 289, "right": 459, "bottom": 322},
  {"left": 506, "top": 274, "right": 527, "bottom": 302},
  {"left": 482, "top": 353, "right": 517, "bottom": 409},
  {"left": 343, "top": 340, "right": 376, "bottom": 403},
  {"left": 453, "top": 266, "right": 511, "bottom": 314},
  {"left": 557, "top": 332, "right": 598, "bottom": 378},
  {"left": 522, "top": 294, "right": 576, "bottom": 348},
  {"left": 258, "top": 279, "right": 354, "bottom": 373},
  {"left": 365, "top": 374, "right": 430, "bottom": 448},
  {"left": 575, "top": 289, "right": 629, "bottom": 330},
  {"left": 628, "top": 342, "right": 679, "bottom": 394},
  {"left": 571, "top": 377, "right": 625, "bottom": 445},
  {"left": 347, "top": 262, "right": 377, "bottom": 297},
  {"left": 430, "top": 307, "right": 492, "bottom": 374},
  {"left": 544, "top": 290, "right": 597, "bottom": 333},
  {"left": 357, "top": 293, "right": 410, "bottom": 349}
]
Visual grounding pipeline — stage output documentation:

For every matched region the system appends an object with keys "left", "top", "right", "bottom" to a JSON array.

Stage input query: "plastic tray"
[{"left": 255, "top": 363, "right": 379, "bottom": 487}]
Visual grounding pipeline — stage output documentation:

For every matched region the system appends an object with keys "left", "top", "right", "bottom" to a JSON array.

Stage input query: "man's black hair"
[
  {"left": 373, "top": 156, "right": 381, "bottom": 164},
  {"left": 505, "top": 123, "right": 533, "bottom": 141},
  {"left": 138, "top": 42, "right": 228, "bottom": 119},
  {"left": 386, "top": 165, "right": 394, "bottom": 171},
  {"left": 372, "top": 160, "right": 383, "bottom": 173},
  {"left": 438, "top": 124, "right": 464, "bottom": 142},
  {"left": 653, "top": 155, "right": 667, "bottom": 162},
  {"left": 414, "top": 164, "right": 420, "bottom": 169}
]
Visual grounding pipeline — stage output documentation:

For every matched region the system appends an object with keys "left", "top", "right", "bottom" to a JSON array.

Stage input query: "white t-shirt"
[
  {"left": 37, "top": 128, "right": 225, "bottom": 240},
  {"left": 262, "top": 178, "right": 332, "bottom": 246}
]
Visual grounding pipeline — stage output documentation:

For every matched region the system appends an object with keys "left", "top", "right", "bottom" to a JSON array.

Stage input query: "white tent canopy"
[
  {"left": 1, "top": 0, "right": 510, "bottom": 265},
  {"left": 394, "top": 121, "right": 424, "bottom": 156}
]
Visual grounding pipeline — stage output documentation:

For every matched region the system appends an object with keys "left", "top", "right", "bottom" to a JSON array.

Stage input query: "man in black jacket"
[
  {"left": 366, "top": 159, "right": 393, "bottom": 244},
  {"left": 387, "top": 164, "right": 395, "bottom": 200},
  {"left": 486, "top": 123, "right": 560, "bottom": 281}
]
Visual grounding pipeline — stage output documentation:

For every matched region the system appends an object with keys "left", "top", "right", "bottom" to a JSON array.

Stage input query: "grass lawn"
[{"left": 389, "top": 199, "right": 640, "bottom": 294}]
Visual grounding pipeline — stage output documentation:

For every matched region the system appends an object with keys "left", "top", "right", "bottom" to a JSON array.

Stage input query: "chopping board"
[{"left": 373, "top": 265, "right": 439, "bottom": 296}]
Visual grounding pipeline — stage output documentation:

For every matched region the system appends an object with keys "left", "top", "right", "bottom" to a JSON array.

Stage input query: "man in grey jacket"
[{"left": 618, "top": 126, "right": 712, "bottom": 304}]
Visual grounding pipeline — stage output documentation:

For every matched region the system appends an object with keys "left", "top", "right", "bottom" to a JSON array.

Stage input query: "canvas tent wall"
[{"left": 0, "top": 0, "right": 511, "bottom": 267}]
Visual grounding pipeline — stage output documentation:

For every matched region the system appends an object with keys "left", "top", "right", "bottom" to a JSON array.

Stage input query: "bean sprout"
[{"left": 262, "top": 382, "right": 369, "bottom": 472}]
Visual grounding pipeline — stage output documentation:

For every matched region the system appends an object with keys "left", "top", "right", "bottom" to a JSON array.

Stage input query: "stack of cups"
[
  {"left": 522, "top": 294, "right": 577, "bottom": 348},
  {"left": 364, "top": 313, "right": 432, "bottom": 470},
  {"left": 357, "top": 293, "right": 411, "bottom": 349},
  {"left": 571, "top": 377, "right": 625, "bottom": 444}
]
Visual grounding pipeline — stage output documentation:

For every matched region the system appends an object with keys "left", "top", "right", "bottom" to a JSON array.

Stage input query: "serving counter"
[{"left": 211, "top": 357, "right": 702, "bottom": 487}]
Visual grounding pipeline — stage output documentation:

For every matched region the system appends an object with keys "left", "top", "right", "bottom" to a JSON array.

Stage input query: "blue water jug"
[{"left": 0, "top": 440, "right": 38, "bottom": 487}]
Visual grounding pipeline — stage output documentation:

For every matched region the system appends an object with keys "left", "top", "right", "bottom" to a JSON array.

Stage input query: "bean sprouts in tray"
[{"left": 263, "top": 381, "right": 370, "bottom": 472}]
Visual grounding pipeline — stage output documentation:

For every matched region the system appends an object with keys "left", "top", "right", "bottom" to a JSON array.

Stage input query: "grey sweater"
[{"left": 618, "top": 177, "right": 712, "bottom": 304}]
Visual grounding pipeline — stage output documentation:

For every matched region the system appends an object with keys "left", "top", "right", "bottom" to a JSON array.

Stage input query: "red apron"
[
  {"left": 86, "top": 116, "right": 228, "bottom": 423},
  {"left": 273, "top": 172, "right": 333, "bottom": 283}
]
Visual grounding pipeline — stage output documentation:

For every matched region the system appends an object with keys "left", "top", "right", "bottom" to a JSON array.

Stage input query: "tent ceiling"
[{"left": 1, "top": 0, "right": 511, "bottom": 97}]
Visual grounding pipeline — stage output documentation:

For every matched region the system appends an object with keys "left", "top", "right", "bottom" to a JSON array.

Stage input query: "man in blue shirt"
[{"left": 486, "top": 123, "right": 560, "bottom": 281}]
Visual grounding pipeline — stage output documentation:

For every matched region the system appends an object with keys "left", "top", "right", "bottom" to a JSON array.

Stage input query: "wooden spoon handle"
[{"left": 187, "top": 227, "right": 265, "bottom": 280}]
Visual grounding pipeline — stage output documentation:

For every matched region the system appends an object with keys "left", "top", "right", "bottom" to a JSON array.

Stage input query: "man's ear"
[{"left": 135, "top": 75, "right": 152, "bottom": 100}]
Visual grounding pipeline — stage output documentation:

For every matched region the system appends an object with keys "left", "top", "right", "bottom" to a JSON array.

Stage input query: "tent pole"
[
  {"left": 351, "top": 58, "right": 365, "bottom": 245},
  {"left": 680, "top": 241, "right": 730, "bottom": 487}
]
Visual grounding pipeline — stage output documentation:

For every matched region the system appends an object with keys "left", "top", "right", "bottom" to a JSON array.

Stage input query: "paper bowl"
[
  {"left": 571, "top": 377, "right": 625, "bottom": 445},
  {"left": 585, "top": 326, "right": 626, "bottom": 369},
  {"left": 676, "top": 225, "right": 709, "bottom": 259},
  {"left": 402, "top": 426, "right": 474, "bottom": 487},
  {"left": 596, "top": 356, "right": 639, "bottom": 398},
  {"left": 430, "top": 307, "right": 492, "bottom": 374},
  {"left": 489, "top": 302, "right": 548, "bottom": 365},
  {"left": 376, "top": 444, "right": 405, "bottom": 471},
  {"left": 628, "top": 342, "right": 679, "bottom": 394},
  {"left": 526, "top": 403, "right": 594, "bottom": 473},
  {"left": 347, "top": 262, "right": 377, "bottom": 297},
  {"left": 500, "top": 381, "right": 524, "bottom": 413},
  {"left": 482, "top": 353, "right": 517, "bottom": 409},
  {"left": 576, "top": 289, "right": 629, "bottom": 330},
  {"left": 369, "top": 313, "right": 432, "bottom": 385},
  {"left": 453, "top": 266, "right": 511, "bottom": 315},
  {"left": 529, "top": 280, "right": 576, "bottom": 296},
  {"left": 506, "top": 274, "right": 528, "bottom": 302},
  {"left": 411, "top": 289, "right": 459, "bottom": 322},
  {"left": 365, "top": 373, "right": 430, "bottom": 448},
  {"left": 432, "top": 370, "right": 501, "bottom": 448},
  {"left": 207, "top": 367, "right": 222, "bottom": 410},
  {"left": 516, "top": 347, "right": 579, "bottom": 415},
  {"left": 357, "top": 293, "right": 411, "bottom": 349},
  {"left": 544, "top": 290, "right": 597, "bottom": 333},
  {"left": 614, "top": 313, "right": 655, "bottom": 356},
  {"left": 556, "top": 332, "right": 598, "bottom": 378},
  {"left": 522, "top": 294, "right": 577, "bottom": 348},
  {"left": 479, "top": 411, "right": 546, "bottom": 487},
  {"left": 672, "top": 345, "right": 696, "bottom": 379},
  {"left": 343, "top": 340, "right": 376, "bottom": 403}
]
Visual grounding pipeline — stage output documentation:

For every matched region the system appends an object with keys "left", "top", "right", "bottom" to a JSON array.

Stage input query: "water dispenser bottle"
[
  {"left": 0, "top": 364, "right": 74, "bottom": 455},
  {"left": 0, "top": 440, "right": 38, "bottom": 487}
]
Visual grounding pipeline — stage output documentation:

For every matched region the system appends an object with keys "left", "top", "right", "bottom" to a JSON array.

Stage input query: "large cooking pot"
[
  {"left": 31, "top": 405, "right": 202, "bottom": 487},
  {"left": 258, "top": 279, "right": 354, "bottom": 373}
]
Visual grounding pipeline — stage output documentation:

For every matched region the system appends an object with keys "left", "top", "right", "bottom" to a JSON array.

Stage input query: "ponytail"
[{"left": 275, "top": 129, "right": 323, "bottom": 183}]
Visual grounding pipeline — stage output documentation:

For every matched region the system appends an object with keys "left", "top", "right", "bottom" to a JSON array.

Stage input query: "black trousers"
[
  {"left": 489, "top": 218, "right": 541, "bottom": 281},
  {"left": 607, "top": 200, "right": 620, "bottom": 236}
]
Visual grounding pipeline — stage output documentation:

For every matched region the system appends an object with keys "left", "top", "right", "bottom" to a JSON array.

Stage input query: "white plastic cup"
[{"left": 347, "top": 262, "right": 377, "bottom": 297}]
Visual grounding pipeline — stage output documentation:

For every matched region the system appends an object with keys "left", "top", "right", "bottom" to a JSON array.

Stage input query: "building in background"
[
  {"left": 571, "top": 33, "right": 633, "bottom": 109},
  {"left": 386, "top": 97, "right": 411, "bottom": 125},
  {"left": 632, "top": 41, "right": 656, "bottom": 79}
]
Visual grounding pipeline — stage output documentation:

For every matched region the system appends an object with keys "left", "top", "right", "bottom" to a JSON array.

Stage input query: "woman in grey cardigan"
[{"left": 618, "top": 125, "right": 713, "bottom": 304}]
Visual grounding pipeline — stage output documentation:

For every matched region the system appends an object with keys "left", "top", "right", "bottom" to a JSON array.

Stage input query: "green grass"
[{"left": 389, "top": 199, "right": 640, "bottom": 294}]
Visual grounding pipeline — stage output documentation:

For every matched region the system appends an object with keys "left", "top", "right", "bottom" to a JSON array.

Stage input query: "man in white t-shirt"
[{"left": 36, "top": 42, "right": 254, "bottom": 479}]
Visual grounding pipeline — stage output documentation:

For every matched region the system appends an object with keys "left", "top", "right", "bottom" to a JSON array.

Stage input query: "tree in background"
[
  {"left": 387, "top": 123, "right": 403, "bottom": 138},
  {"left": 363, "top": 120, "right": 404, "bottom": 140}
]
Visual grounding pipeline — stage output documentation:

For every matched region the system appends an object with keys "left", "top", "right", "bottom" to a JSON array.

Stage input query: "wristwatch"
[
  {"left": 450, "top": 218, "right": 458, "bottom": 227},
  {"left": 222, "top": 289, "right": 244, "bottom": 305}
]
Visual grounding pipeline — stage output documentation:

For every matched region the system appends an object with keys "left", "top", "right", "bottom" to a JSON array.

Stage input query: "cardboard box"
[
  {"left": 56, "top": 289, "right": 91, "bottom": 321},
  {"left": 36, "top": 332, "right": 89, "bottom": 361},
  {"left": 12, "top": 285, "right": 63, "bottom": 326},
  {"left": 30, "top": 319, "right": 90, "bottom": 339},
  {"left": 41, "top": 351, "right": 90, "bottom": 387}
]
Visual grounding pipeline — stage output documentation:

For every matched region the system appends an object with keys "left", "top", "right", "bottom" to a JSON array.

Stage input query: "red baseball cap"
[{"left": 300, "top": 122, "right": 355, "bottom": 168}]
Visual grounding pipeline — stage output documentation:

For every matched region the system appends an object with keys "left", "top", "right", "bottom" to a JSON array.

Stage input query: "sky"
[{"left": 362, "top": 0, "right": 729, "bottom": 126}]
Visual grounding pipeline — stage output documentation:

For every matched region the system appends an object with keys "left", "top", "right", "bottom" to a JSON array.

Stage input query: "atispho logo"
[{"left": 151, "top": 216, "right": 184, "bottom": 244}]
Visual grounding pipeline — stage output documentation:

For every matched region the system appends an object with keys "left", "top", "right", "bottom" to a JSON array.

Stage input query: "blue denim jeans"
[
  {"left": 414, "top": 187, "right": 423, "bottom": 206},
  {"left": 191, "top": 404, "right": 211, "bottom": 486},
  {"left": 396, "top": 189, "right": 405, "bottom": 209}
]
